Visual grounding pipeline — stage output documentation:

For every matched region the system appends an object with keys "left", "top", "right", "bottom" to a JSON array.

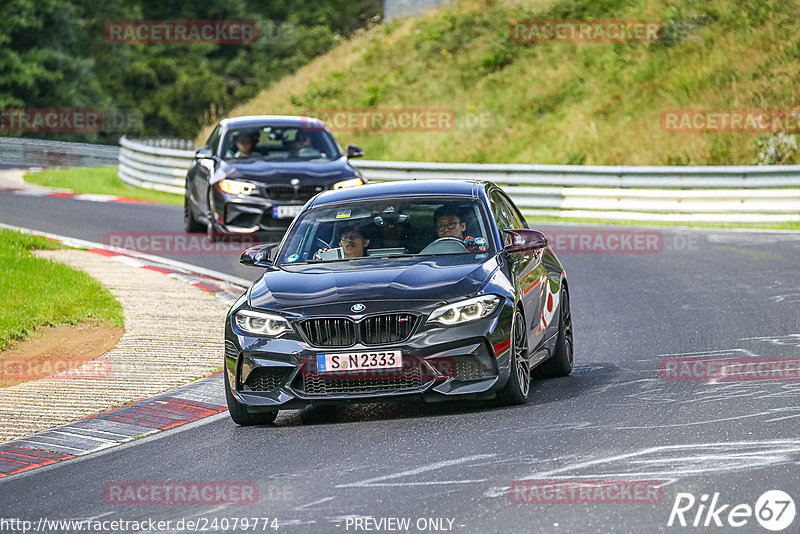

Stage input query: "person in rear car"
[
  {"left": 229, "top": 133, "right": 262, "bottom": 159},
  {"left": 339, "top": 225, "right": 370, "bottom": 258}
]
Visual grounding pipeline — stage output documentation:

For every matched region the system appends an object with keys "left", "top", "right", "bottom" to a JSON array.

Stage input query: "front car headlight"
[
  {"left": 219, "top": 179, "right": 257, "bottom": 195},
  {"left": 333, "top": 177, "right": 365, "bottom": 189},
  {"left": 234, "top": 310, "right": 292, "bottom": 336},
  {"left": 427, "top": 295, "right": 501, "bottom": 326}
]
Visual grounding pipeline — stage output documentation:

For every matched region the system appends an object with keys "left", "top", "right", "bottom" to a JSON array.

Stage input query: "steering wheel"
[
  {"left": 314, "top": 237, "right": 331, "bottom": 250},
  {"left": 419, "top": 237, "right": 469, "bottom": 255}
]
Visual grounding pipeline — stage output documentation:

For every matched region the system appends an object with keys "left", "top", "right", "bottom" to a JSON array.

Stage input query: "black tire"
[
  {"left": 532, "top": 286, "right": 573, "bottom": 378},
  {"left": 496, "top": 308, "right": 531, "bottom": 406},
  {"left": 183, "top": 191, "right": 204, "bottom": 232},
  {"left": 206, "top": 189, "right": 221, "bottom": 242},
  {"left": 224, "top": 370, "right": 278, "bottom": 426}
]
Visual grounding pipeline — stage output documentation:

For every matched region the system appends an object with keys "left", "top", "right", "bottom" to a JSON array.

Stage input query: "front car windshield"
[
  {"left": 222, "top": 125, "right": 341, "bottom": 161},
  {"left": 278, "top": 198, "right": 495, "bottom": 265}
]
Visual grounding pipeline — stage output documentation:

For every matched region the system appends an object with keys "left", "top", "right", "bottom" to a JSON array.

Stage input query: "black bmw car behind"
[
  {"left": 224, "top": 180, "right": 573, "bottom": 425},
  {"left": 183, "top": 115, "right": 366, "bottom": 238}
]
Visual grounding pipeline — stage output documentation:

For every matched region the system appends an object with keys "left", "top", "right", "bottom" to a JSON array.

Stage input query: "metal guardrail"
[
  {"left": 117, "top": 136, "right": 196, "bottom": 194},
  {"left": 117, "top": 136, "right": 800, "bottom": 223},
  {"left": 0, "top": 137, "right": 119, "bottom": 168}
]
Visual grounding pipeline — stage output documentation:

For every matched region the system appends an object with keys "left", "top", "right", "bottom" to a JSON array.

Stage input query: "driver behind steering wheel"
[{"left": 433, "top": 205, "right": 486, "bottom": 252}]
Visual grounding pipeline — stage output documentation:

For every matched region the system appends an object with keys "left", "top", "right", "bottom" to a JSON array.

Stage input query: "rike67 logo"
[{"left": 668, "top": 490, "right": 795, "bottom": 531}]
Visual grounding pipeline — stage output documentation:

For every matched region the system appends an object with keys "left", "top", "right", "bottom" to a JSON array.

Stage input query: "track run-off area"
[{"left": 0, "top": 188, "right": 798, "bottom": 533}]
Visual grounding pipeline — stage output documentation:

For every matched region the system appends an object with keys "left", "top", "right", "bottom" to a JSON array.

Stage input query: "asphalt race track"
[{"left": 1, "top": 190, "right": 799, "bottom": 533}]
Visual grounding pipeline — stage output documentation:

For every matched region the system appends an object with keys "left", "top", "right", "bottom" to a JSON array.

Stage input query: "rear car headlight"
[
  {"left": 333, "top": 178, "right": 365, "bottom": 189},
  {"left": 427, "top": 295, "right": 501, "bottom": 326},
  {"left": 235, "top": 310, "right": 292, "bottom": 336},
  {"left": 219, "top": 180, "right": 256, "bottom": 195}
]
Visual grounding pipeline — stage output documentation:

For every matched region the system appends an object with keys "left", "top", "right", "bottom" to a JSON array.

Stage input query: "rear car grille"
[
  {"left": 301, "top": 360, "right": 423, "bottom": 395},
  {"left": 299, "top": 314, "right": 418, "bottom": 347},
  {"left": 244, "top": 367, "right": 291, "bottom": 391},
  {"left": 264, "top": 185, "right": 323, "bottom": 201},
  {"left": 299, "top": 318, "right": 357, "bottom": 347}
]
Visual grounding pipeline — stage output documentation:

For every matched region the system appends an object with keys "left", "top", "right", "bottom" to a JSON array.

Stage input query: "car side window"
[
  {"left": 490, "top": 190, "right": 527, "bottom": 247},
  {"left": 501, "top": 191, "right": 527, "bottom": 229},
  {"left": 490, "top": 190, "right": 514, "bottom": 242},
  {"left": 207, "top": 126, "right": 222, "bottom": 156}
]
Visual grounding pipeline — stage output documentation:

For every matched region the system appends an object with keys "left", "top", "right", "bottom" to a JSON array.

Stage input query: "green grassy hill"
[{"left": 198, "top": 0, "right": 800, "bottom": 166}]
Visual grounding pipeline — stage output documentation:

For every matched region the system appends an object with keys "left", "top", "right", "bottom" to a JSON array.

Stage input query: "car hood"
[
  {"left": 220, "top": 157, "right": 354, "bottom": 183},
  {"left": 247, "top": 256, "right": 500, "bottom": 313}
]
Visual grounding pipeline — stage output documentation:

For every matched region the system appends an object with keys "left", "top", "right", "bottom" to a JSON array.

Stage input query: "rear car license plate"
[
  {"left": 273, "top": 205, "right": 303, "bottom": 219},
  {"left": 317, "top": 351, "right": 402, "bottom": 372}
]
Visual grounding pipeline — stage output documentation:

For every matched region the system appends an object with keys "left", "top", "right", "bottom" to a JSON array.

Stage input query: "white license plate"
[
  {"left": 273, "top": 205, "right": 303, "bottom": 219},
  {"left": 316, "top": 351, "right": 402, "bottom": 372}
]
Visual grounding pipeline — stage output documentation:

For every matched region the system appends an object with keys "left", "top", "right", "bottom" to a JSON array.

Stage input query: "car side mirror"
[
  {"left": 195, "top": 146, "right": 214, "bottom": 160},
  {"left": 503, "top": 229, "right": 548, "bottom": 253},
  {"left": 346, "top": 145, "right": 364, "bottom": 158},
  {"left": 240, "top": 243, "right": 278, "bottom": 267}
]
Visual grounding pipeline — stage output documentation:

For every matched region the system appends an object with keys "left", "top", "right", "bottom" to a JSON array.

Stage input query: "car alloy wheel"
[
  {"left": 497, "top": 308, "right": 530, "bottom": 405},
  {"left": 513, "top": 310, "right": 531, "bottom": 397},
  {"left": 532, "top": 285, "right": 573, "bottom": 378}
]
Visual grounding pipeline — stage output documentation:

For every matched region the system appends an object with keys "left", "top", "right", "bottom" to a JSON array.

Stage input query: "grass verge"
[
  {"left": 0, "top": 229, "right": 124, "bottom": 352},
  {"left": 24, "top": 166, "right": 183, "bottom": 205}
]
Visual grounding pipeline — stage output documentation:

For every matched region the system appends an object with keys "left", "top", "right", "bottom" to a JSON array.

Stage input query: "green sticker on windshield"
[
  {"left": 287, "top": 254, "right": 299, "bottom": 262},
  {"left": 336, "top": 209, "right": 351, "bottom": 219}
]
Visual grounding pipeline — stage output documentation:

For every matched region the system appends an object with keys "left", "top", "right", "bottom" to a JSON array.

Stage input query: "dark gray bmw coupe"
[
  {"left": 184, "top": 115, "right": 366, "bottom": 238},
  {"left": 224, "top": 180, "right": 573, "bottom": 425}
]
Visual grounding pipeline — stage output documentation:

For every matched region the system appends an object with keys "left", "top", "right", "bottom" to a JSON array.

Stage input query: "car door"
[
  {"left": 189, "top": 125, "right": 222, "bottom": 220},
  {"left": 489, "top": 189, "right": 547, "bottom": 352}
]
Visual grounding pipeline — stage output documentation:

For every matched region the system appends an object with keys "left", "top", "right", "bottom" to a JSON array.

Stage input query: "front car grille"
[
  {"left": 244, "top": 367, "right": 291, "bottom": 391},
  {"left": 299, "top": 314, "right": 418, "bottom": 347},
  {"left": 361, "top": 313, "right": 417, "bottom": 345},
  {"left": 264, "top": 185, "right": 323, "bottom": 201},
  {"left": 301, "top": 360, "right": 423, "bottom": 395},
  {"left": 299, "top": 318, "right": 357, "bottom": 347}
]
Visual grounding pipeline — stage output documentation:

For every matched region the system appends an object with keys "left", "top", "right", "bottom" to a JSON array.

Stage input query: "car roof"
[
  {"left": 308, "top": 180, "right": 488, "bottom": 208},
  {"left": 220, "top": 115, "right": 325, "bottom": 129}
]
